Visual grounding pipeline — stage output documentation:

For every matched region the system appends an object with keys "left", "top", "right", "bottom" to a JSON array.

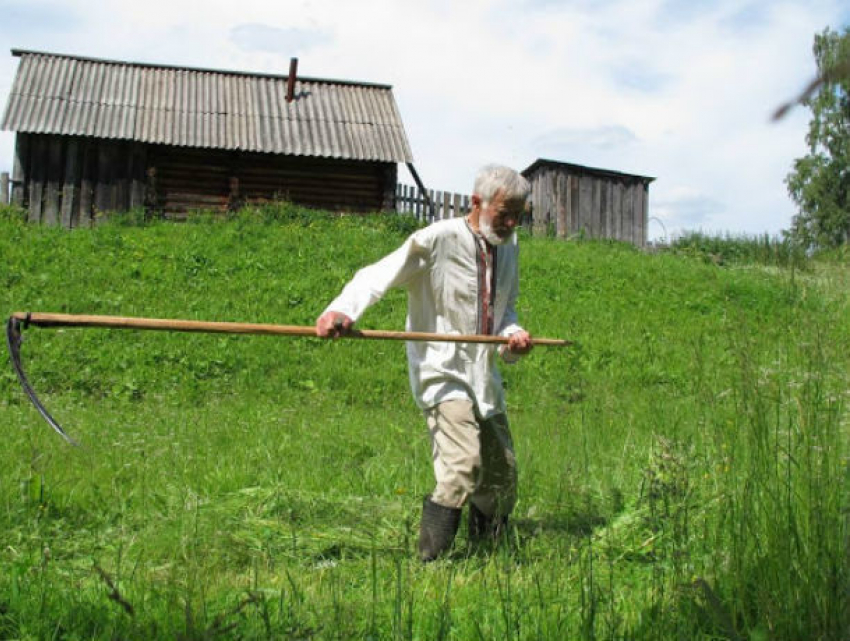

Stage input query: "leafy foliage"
[{"left": 786, "top": 26, "right": 850, "bottom": 249}]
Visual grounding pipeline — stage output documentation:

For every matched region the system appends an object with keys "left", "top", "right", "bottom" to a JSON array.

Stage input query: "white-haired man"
[{"left": 316, "top": 165, "right": 533, "bottom": 561}]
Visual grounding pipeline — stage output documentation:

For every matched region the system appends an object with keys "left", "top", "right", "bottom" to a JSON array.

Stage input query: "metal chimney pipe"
[{"left": 286, "top": 57, "right": 298, "bottom": 102}]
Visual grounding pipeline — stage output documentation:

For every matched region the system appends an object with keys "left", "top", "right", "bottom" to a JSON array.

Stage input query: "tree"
[{"left": 785, "top": 27, "right": 850, "bottom": 249}]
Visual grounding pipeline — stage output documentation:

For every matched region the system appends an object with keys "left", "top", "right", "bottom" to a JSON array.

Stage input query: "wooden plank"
[
  {"left": 634, "top": 183, "right": 643, "bottom": 246},
  {"left": 235, "top": 166, "right": 383, "bottom": 186},
  {"left": 163, "top": 192, "right": 229, "bottom": 204},
  {"left": 79, "top": 139, "right": 95, "bottom": 227},
  {"left": 11, "top": 133, "right": 28, "bottom": 206},
  {"left": 583, "top": 176, "right": 593, "bottom": 237},
  {"left": 129, "top": 143, "right": 146, "bottom": 210},
  {"left": 600, "top": 179, "right": 607, "bottom": 238},
  {"left": 528, "top": 174, "right": 539, "bottom": 231},
  {"left": 404, "top": 184, "right": 410, "bottom": 213},
  {"left": 404, "top": 184, "right": 414, "bottom": 217},
  {"left": 236, "top": 177, "right": 381, "bottom": 195},
  {"left": 94, "top": 141, "right": 111, "bottom": 216},
  {"left": 570, "top": 175, "right": 579, "bottom": 235},
  {"left": 28, "top": 136, "right": 46, "bottom": 224},
  {"left": 610, "top": 182, "right": 617, "bottom": 241},
  {"left": 0, "top": 173, "right": 8, "bottom": 205},
  {"left": 380, "top": 162, "right": 396, "bottom": 212},
  {"left": 537, "top": 173, "right": 546, "bottom": 232},
  {"left": 395, "top": 184, "right": 403, "bottom": 213},
  {"left": 612, "top": 181, "right": 623, "bottom": 242},
  {"left": 115, "top": 142, "right": 129, "bottom": 212},
  {"left": 592, "top": 178, "right": 603, "bottom": 238},
  {"left": 43, "top": 137, "right": 64, "bottom": 226},
  {"left": 578, "top": 175, "right": 593, "bottom": 237},
  {"left": 556, "top": 172, "right": 567, "bottom": 238},
  {"left": 144, "top": 165, "right": 160, "bottom": 214},
  {"left": 636, "top": 183, "right": 646, "bottom": 247},
  {"left": 60, "top": 138, "right": 80, "bottom": 228},
  {"left": 549, "top": 171, "right": 558, "bottom": 234},
  {"left": 532, "top": 171, "right": 548, "bottom": 236},
  {"left": 630, "top": 182, "right": 639, "bottom": 244},
  {"left": 532, "top": 173, "right": 543, "bottom": 235},
  {"left": 623, "top": 184, "right": 637, "bottom": 243}
]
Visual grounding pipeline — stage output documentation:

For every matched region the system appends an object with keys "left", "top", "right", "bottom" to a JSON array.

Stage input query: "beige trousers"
[{"left": 424, "top": 399, "right": 517, "bottom": 517}]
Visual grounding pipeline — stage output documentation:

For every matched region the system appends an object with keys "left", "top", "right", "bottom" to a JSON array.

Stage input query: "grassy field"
[{"left": 1, "top": 204, "right": 848, "bottom": 639}]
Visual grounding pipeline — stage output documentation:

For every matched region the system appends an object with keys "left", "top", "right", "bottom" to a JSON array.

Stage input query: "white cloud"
[
  {"left": 0, "top": 0, "right": 846, "bottom": 239},
  {"left": 229, "top": 24, "right": 333, "bottom": 56}
]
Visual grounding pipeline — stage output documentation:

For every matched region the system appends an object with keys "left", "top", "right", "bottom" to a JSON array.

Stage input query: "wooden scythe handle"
[{"left": 11, "top": 312, "right": 572, "bottom": 347}]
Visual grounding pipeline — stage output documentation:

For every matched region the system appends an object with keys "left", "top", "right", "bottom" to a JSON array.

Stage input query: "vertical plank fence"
[{"left": 395, "top": 183, "right": 471, "bottom": 222}]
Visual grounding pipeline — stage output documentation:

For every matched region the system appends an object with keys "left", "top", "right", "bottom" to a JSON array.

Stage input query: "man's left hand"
[{"left": 507, "top": 330, "right": 533, "bottom": 355}]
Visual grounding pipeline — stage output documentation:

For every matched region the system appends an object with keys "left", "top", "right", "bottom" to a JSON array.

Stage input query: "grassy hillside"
[{"left": 1, "top": 204, "right": 848, "bottom": 639}]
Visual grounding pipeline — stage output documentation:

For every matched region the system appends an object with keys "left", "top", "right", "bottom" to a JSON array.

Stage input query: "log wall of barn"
[
  {"left": 527, "top": 166, "right": 650, "bottom": 247},
  {"left": 148, "top": 146, "right": 395, "bottom": 217},
  {"left": 11, "top": 133, "right": 148, "bottom": 227},
  {"left": 12, "top": 133, "right": 398, "bottom": 227}
]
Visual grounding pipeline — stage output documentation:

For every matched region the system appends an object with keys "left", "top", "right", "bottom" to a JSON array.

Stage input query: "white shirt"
[{"left": 323, "top": 217, "right": 524, "bottom": 419}]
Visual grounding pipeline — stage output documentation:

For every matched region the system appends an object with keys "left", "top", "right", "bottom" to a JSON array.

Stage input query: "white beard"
[{"left": 480, "top": 216, "right": 509, "bottom": 245}]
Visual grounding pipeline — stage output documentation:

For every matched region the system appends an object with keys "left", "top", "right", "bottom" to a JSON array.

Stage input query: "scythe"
[{"left": 6, "top": 311, "right": 572, "bottom": 446}]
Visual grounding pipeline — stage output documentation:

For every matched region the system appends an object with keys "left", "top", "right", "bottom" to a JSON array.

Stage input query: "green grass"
[{"left": 1, "top": 203, "right": 849, "bottom": 639}]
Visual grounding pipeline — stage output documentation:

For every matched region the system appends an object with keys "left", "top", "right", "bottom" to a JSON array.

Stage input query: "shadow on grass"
[{"left": 513, "top": 512, "right": 609, "bottom": 538}]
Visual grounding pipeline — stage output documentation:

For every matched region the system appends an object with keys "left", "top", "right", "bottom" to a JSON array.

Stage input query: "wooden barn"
[
  {"left": 523, "top": 159, "right": 654, "bottom": 247},
  {"left": 1, "top": 50, "right": 414, "bottom": 226}
]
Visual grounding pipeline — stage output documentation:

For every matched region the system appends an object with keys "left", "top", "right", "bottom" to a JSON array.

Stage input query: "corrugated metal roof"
[
  {"left": 2, "top": 50, "right": 414, "bottom": 163},
  {"left": 523, "top": 158, "right": 655, "bottom": 183}
]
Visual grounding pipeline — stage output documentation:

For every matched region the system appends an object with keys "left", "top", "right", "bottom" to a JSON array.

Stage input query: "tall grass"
[
  {"left": 669, "top": 231, "right": 807, "bottom": 268},
  {"left": 1, "top": 203, "right": 848, "bottom": 638}
]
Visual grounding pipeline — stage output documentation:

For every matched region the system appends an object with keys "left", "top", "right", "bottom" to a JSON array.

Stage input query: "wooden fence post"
[
  {"left": 0, "top": 173, "right": 8, "bottom": 205},
  {"left": 394, "top": 183, "right": 474, "bottom": 222}
]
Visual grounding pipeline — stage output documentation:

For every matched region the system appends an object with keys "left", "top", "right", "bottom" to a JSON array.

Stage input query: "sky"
[{"left": 0, "top": 0, "right": 847, "bottom": 241}]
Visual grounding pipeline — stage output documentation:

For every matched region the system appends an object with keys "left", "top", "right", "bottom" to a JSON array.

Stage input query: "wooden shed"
[
  {"left": 1, "top": 50, "right": 414, "bottom": 226},
  {"left": 523, "top": 159, "right": 654, "bottom": 247}
]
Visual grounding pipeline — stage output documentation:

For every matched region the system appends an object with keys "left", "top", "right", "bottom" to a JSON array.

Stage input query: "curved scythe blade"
[{"left": 6, "top": 316, "right": 78, "bottom": 446}]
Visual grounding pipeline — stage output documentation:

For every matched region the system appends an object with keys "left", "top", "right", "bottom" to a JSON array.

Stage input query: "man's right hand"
[{"left": 315, "top": 311, "right": 354, "bottom": 338}]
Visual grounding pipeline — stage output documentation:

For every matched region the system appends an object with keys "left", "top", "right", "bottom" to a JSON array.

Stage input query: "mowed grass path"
[{"left": 1, "top": 206, "right": 848, "bottom": 639}]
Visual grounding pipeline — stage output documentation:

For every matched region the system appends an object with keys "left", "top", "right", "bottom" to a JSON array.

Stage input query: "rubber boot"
[
  {"left": 468, "top": 502, "right": 508, "bottom": 543},
  {"left": 418, "top": 496, "right": 461, "bottom": 562}
]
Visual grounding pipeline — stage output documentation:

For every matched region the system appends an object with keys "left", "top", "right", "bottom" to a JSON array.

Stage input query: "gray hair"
[{"left": 473, "top": 164, "right": 531, "bottom": 204}]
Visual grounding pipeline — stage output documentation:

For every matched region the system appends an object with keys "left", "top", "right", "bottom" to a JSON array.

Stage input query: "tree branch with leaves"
[{"left": 783, "top": 26, "right": 850, "bottom": 250}]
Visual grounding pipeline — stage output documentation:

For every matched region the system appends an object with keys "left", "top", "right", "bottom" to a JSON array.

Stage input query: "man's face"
[{"left": 478, "top": 190, "right": 526, "bottom": 245}]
